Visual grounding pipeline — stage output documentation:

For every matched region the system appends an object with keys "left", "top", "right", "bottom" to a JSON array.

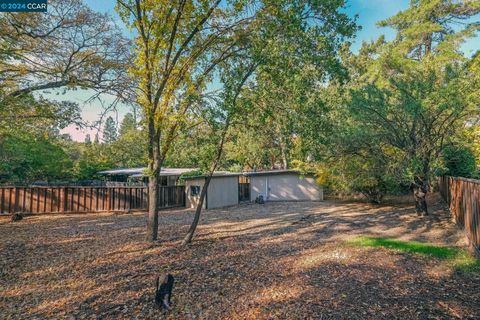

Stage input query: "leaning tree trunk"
[
  {"left": 413, "top": 177, "right": 429, "bottom": 216},
  {"left": 182, "top": 119, "right": 230, "bottom": 246},
  {"left": 182, "top": 64, "right": 255, "bottom": 245},
  {"left": 181, "top": 176, "right": 212, "bottom": 245}
]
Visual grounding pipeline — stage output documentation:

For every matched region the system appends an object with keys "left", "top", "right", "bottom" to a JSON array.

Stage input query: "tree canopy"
[{"left": 303, "top": 0, "right": 480, "bottom": 213}]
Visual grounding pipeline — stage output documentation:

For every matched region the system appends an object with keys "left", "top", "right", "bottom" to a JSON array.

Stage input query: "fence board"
[
  {"left": 0, "top": 186, "right": 185, "bottom": 215},
  {"left": 439, "top": 176, "right": 480, "bottom": 254}
]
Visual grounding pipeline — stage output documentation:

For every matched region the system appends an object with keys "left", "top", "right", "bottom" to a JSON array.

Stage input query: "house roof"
[
  {"left": 98, "top": 168, "right": 313, "bottom": 179},
  {"left": 182, "top": 171, "right": 242, "bottom": 180},
  {"left": 243, "top": 170, "right": 302, "bottom": 177},
  {"left": 183, "top": 169, "right": 313, "bottom": 180},
  {"left": 97, "top": 167, "right": 197, "bottom": 177}
]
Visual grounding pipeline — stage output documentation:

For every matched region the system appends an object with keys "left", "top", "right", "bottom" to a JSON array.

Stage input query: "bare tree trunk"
[
  {"left": 146, "top": 173, "right": 159, "bottom": 241},
  {"left": 413, "top": 177, "right": 428, "bottom": 216},
  {"left": 413, "top": 187, "right": 428, "bottom": 216},
  {"left": 146, "top": 124, "right": 161, "bottom": 242},
  {"left": 280, "top": 142, "right": 288, "bottom": 169},
  {"left": 270, "top": 153, "right": 276, "bottom": 170},
  {"left": 276, "top": 125, "right": 288, "bottom": 170}
]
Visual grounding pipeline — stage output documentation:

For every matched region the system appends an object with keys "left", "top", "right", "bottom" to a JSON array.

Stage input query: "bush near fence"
[
  {"left": 0, "top": 186, "right": 185, "bottom": 214},
  {"left": 439, "top": 176, "right": 480, "bottom": 255}
]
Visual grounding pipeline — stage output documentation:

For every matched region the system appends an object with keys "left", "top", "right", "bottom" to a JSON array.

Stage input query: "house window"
[
  {"left": 160, "top": 176, "right": 168, "bottom": 186},
  {"left": 190, "top": 185, "right": 201, "bottom": 196}
]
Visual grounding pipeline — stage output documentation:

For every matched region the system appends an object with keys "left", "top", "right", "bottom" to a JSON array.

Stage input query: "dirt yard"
[{"left": 1, "top": 195, "right": 479, "bottom": 319}]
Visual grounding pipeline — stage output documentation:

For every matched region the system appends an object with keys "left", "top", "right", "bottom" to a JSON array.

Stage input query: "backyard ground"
[{"left": 1, "top": 194, "right": 479, "bottom": 319}]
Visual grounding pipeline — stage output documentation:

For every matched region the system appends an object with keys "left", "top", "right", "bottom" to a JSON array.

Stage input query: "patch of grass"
[{"left": 347, "top": 236, "right": 480, "bottom": 273}]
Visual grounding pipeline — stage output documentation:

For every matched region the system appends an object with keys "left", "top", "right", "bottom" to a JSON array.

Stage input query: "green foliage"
[
  {"left": 0, "top": 0, "right": 129, "bottom": 101},
  {"left": 0, "top": 133, "right": 73, "bottom": 183},
  {"left": 0, "top": 94, "right": 81, "bottom": 134},
  {"left": 346, "top": 159, "right": 399, "bottom": 203},
  {"left": 102, "top": 116, "right": 118, "bottom": 143},
  {"left": 442, "top": 145, "right": 477, "bottom": 178},
  {"left": 304, "top": 0, "right": 480, "bottom": 201},
  {"left": 179, "top": 170, "right": 205, "bottom": 179},
  {"left": 109, "top": 128, "right": 148, "bottom": 168},
  {"left": 225, "top": 119, "right": 281, "bottom": 171},
  {"left": 348, "top": 236, "right": 480, "bottom": 273},
  {"left": 74, "top": 123, "right": 148, "bottom": 180},
  {"left": 0, "top": 1, "right": 137, "bottom": 185},
  {"left": 3, "top": 0, "right": 478, "bottom": 200},
  {"left": 119, "top": 113, "right": 136, "bottom": 136},
  {"left": 377, "top": 0, "right": 480, "bottom": 60},
  {"left": 94, "top": 134, "right": 100, "bottom": 144},
  {"left": 464, "top": 121, "right": 480, "bottom": 169},
  {"left": 84, "top": 134, "right": 92, "bottom": 145},
  {"left": 164, "top": 122, "right": 222, "bottom": 170},
  {"left": 220, "top": 0, "right": 358, "bottom": 171},
  {"left": 313, "top": 150, "right": 405, "bottom": 203},
  {"left": 0, "top": 90, "right": 80, "bottom": 184},
  {"left": 0, "top": 97, "right": 148, "bottom": 183}
]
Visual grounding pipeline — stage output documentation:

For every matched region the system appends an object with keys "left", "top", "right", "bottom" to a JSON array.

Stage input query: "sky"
[{"left": 59, "top": 0, "right": 480, "bottom": 141}]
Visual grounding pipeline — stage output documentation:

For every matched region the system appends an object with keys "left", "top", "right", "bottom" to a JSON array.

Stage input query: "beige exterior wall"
[
  {"left": 206, "top": 176, "right": 239, "bottom": 209},
  {"left": 185, "top": 177, "right": 206, "bottom": 209},
  {"left": 250, "top": 174, "right": 323, "bottom": 201},
  {"left": 186, "top": 173, "right": 322, "bottom": 210},
  {"left": 185, "top": 176, "right": 239, "bottom": 209}
]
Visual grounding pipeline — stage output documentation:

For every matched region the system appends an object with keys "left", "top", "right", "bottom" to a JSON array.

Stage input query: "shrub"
[{"left": 442, "top": 145, "right": 476, "bottom": 178}]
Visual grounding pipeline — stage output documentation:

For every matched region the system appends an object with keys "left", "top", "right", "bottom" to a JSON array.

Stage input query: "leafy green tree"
[
  {"left": 0, "top": 92, "right": 80, "bottom": 184},
  {"left": 0, "top": 94, "right": 81, "bottom": 134},
  {"left": 182, "top": 59, "right": 258, "bottom": 245},
  {"left": 74, "top": 143, "right": 115, "bottom": 180},
  {"left": 331, "top": 1, "right": 480, "bottom": 215},
  {"left": 165, "top": 122, "right": 223, "bottom": 169},
  {"left": 466, "top": 124, "right": 480, "bottom": 167},
  {"left": 0, "top": 133, "right": 73, "bottom": 184},
  {"left": 225, "top": 127, "right": 273, "bottom": 170},
  {"left": 103, "top": 116, "right": 118, "bottom": 143},
  {"left": 0, "top": 0, "right": 130, "bottom": 101},
  {"left": 109, "top": 129, "right": 148, "bottom": 168},
  {"left": 181, "top": 0, "right": 357, "bottom": 244},
  {"left": 0, "top": 0, "right": 131, "bottom": 185},
  {"left": 119, "top": 113, "right": 136, "bottom": 136},
  {"left": 116, "top": 0, "right": 261, "bottom": 241}
]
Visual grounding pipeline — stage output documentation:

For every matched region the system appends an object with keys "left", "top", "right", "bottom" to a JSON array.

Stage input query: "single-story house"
[
  {"left": 98, "top": 167, "right": 196, "bottom": 186},
  {"left": 184, "top": 170, "right": 323, "bottom": 209}
]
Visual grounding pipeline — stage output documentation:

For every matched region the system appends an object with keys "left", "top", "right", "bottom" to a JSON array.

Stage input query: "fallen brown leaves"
[{"left": 0, "top": 195, "right": 479, "bottom": 319}]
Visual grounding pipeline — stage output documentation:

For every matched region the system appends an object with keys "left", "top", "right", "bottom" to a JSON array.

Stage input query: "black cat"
[{"left": 155, "top": 274, "right": 174, "bottom": 310}]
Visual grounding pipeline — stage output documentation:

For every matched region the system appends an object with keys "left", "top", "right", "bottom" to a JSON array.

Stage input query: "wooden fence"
[
  {"left": 439, "top": 176, "right": 480, "bottom": 254},
  {"left": 0, "top": 186, "right": 185, "bottom": 214}
]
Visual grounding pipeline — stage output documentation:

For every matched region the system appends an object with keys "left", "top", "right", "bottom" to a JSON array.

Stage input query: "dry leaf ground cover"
[{"left": 1, "top": 194, "right": 479, "bottom": 319}]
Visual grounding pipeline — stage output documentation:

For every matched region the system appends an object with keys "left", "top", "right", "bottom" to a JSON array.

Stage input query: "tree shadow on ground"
[{"left": 0, "top": 194, "right": 478, "bottom": 319}]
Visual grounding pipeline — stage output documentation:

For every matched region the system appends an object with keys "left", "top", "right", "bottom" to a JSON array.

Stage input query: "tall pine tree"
[
  {"left": 103, "top": 116, "right": 118, "bottom": 143},
  {"left": 119, "top": 113, "right": 136, "bottom": 137},
  {"left": 339, "top": 0, "right": 480, "bottom": 215}
]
